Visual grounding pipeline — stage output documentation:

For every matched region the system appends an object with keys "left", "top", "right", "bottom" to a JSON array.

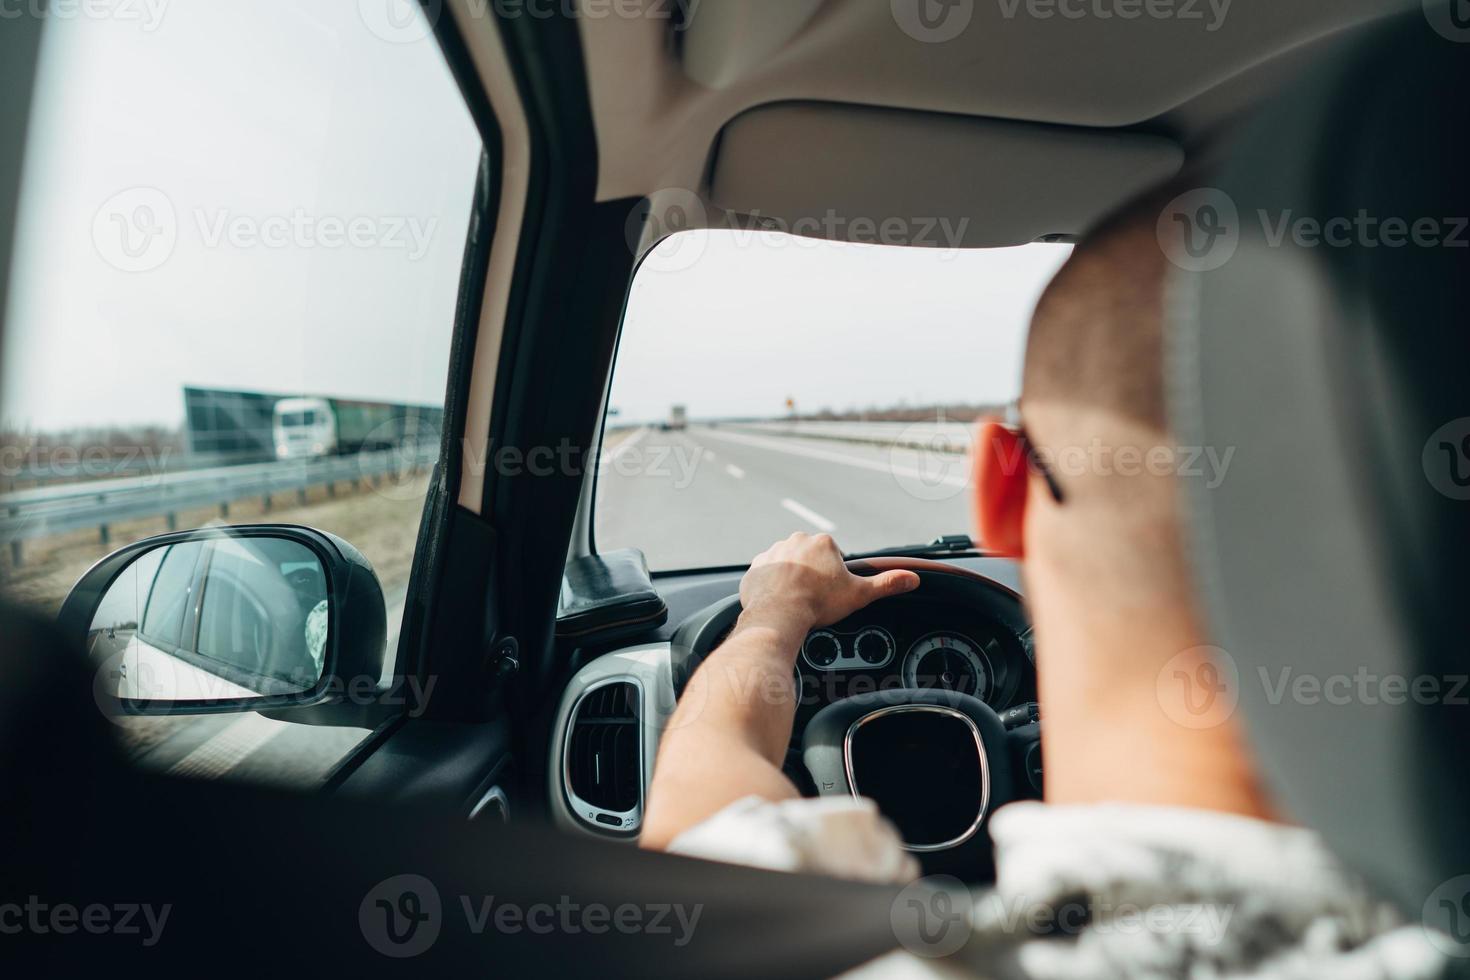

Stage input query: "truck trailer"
[
  {"left": 181, "top": 386, "right": 438, "bottom": 465},
  {"left": 272, "top": 397, "right": 443, "bottom": 460}
]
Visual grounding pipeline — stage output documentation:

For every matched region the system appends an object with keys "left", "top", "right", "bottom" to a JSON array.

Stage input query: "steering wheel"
[{"left": 669, "top": 557, "right": 1041, "bottom": 880}]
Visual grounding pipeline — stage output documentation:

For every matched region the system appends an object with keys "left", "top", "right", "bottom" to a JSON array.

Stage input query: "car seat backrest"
[{"left": 1169, "top": 9, "right": 1470, "bottom": 920}]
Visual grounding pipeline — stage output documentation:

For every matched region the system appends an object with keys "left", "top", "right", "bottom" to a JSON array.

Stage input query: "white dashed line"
[
  {"left": 600, "top": 427, "right": 649, "bottom": 466},
  {"left": 613, "top": 427, "right": 649, "bottom": 460},
  {"left": 725, "top": 464, "right": 746, "bottom": 479},
  {"left": 166, "top": 714, "right": 286, "bottom": 781},
  {"left": 781, "top": 498, "right": 836, "bottom": 532}
]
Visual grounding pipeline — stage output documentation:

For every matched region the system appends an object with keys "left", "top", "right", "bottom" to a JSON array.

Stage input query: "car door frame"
[
  {"left": 323, "top": 1, "right": 640, "bottom": 815},
  {"left": 0, "top": 4, "right": 41, "bottom": 346}
]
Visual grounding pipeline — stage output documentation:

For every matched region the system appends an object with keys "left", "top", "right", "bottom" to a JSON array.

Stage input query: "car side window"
[
  {"left": 140, "top": 542, "right": 203, "bottom": 649},
  {"left": 195, "top": 541, "right": 323, "bottom": 689},
  {"left": 2, "top": 2, "right": 484, "bottom": 787},
  {"left": 196, "top": 573, "right": 273, "bottom": 674}
]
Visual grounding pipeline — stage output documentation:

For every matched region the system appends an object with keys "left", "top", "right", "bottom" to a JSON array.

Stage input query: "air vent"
[{"left": 565, "top": 680, "right": 642, "bottom": 831}]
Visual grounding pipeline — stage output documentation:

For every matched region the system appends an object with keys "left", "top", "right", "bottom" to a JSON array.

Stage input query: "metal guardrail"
[
  {"left": 2, "top": 462, "right": 166, "bottom": 494},
  {"left": 730, "top": 420, "right": 977, "bottom": 453},
  {"left": 0, "top": 444, "right": 438, "bottom": 566}
]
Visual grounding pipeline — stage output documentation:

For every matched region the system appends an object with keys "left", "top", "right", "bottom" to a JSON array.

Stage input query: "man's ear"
[{"left": 973, "top": 420, "right": 1028, "bottom": 559}]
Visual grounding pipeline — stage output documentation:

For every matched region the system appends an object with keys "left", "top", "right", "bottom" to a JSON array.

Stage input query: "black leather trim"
[{"left": 557, "top": 548, "right": 668, "bottom": 641}]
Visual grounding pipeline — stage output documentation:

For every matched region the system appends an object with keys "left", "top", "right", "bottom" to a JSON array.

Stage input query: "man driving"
[{"left": 640, "top": 181, "right": 1445, "bottom": 978}]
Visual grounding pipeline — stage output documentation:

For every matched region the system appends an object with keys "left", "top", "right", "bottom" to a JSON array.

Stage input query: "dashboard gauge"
[
  {"left": 854, "top": 628, "right": 895, "bottom": 666},
  {"left": 802, "top": 630, "right": 842, "bottom": 668},
  {"left": 901, "top": 632, "right": 993, "bottom": 701}
]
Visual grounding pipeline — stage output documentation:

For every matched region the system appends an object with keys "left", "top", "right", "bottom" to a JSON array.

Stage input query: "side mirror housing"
[{"left": 60, "top": 525, "right": 387, "bottom": 725}]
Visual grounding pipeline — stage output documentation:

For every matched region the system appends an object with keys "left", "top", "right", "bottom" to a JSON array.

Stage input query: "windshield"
[{"left": 596, "top": 231, "right": 1071, "bottom": 570}]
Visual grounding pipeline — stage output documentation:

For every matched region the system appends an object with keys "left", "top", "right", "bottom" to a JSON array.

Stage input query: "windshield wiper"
[{"left": 845, "top": 534, "right": 989, "bottom": 561}]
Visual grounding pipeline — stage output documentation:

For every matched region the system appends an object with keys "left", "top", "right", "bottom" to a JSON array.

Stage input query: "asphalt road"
[{"left": 595, "top": 425, "right": 977, "bottom": 570}]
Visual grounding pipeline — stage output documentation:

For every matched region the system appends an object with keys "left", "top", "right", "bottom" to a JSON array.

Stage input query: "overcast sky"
[
  {"left": 610, "top": 235, "right": 1070, "bottom": 425},
  {"left": 1, "top": 1, "right": 481, "bottom": 432},
  {"left": 1, "top": 2, "right": 1070, "bottom": 435}
]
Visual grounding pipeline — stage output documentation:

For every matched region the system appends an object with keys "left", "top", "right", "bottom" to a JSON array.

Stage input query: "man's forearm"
[
  {"left": 641, "top": 611, "right": 806, "bottom": 849},
  {"left": 640, "top": 534, "right": 919, "bottom": 851}
]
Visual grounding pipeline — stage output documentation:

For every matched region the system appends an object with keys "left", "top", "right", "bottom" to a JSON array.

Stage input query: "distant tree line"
[
  {"left": 0, "top": 424, "right": 185, "bottom": 491},
  {"left": 793, "top": 402, "right": 1007, "bottom": 424}
]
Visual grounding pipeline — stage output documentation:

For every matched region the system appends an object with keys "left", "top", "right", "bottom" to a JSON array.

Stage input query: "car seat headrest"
[{"left": 1168, "top": 9, "right": 1470, "bottom": 919}]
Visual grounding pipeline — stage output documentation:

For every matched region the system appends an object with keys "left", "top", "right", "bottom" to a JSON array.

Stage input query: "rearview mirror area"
[
  {"left": 62, "top": 525, "right": 387, "bottom": 719},
  {"left": 91, "top": 537, "right": 327, "bottom": 702}
]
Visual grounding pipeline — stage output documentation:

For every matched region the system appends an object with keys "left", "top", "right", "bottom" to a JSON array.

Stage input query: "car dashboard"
[
  {"left": 788, "top": 594, "right": 1034, "bottom": 790},
  {"left": 546, "top": 556, "right": 1036, "bottom": 853}
]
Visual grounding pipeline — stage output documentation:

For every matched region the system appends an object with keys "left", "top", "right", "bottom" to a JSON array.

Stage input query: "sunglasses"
[{"left": 1004, "top": 402, "right": 1066, "bottom": 505}]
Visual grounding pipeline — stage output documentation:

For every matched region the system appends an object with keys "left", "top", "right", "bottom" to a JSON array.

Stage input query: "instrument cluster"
[{"left": 793, "top": 595, "right": 1032, "bottom": 717}]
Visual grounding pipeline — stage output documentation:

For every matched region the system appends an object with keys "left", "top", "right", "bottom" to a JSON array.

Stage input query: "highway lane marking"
[
  {"left": 612, "top": 426, "right": 649, "bottom": 461},
  {"left": 725, "top": 464, "right": 746, "bottom": 479},
  {"left": 166, "top": 714, "right": 287, "bottom": 781},
  {"left": 599, "top": 426, "right": 648, "bottom": 466},
  {"left": 698, "top": 428, "right": 968, "bottom": 488},
  {"left": 781, "top": 498, "right": 836, "bottom": 532}
]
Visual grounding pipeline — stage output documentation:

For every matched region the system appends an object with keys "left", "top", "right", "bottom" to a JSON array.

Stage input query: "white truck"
[
  {"left": 271, "top": 397, "right": 338, "bottom": 460},
  {"left": 271, "top": 397, "right": 444, "bottom": 460}
]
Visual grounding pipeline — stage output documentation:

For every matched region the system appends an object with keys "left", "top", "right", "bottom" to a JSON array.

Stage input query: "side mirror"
[{"left": 61, "top": 525, "right": 386, "bottom": 722}]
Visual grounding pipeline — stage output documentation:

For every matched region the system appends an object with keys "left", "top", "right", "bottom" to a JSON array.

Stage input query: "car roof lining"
[{"left": 574, "top": 0, "right": 1414, "bottom": 247}]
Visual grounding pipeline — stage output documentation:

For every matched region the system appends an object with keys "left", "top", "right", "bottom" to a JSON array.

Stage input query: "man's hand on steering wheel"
[
  {"left": 736, "top": 533, "right": 921, "bottom": 649},
  {"left": 645, "top": 534, "right": 921, "bottom": 850}
]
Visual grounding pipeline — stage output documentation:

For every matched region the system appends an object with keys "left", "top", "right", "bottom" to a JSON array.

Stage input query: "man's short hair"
[
  {"left": 1018, "top": 177, "right": 1206, "bottom": 599},
  {"left": 1023, "top": 180, "right": 1190, "bottom": 434}
]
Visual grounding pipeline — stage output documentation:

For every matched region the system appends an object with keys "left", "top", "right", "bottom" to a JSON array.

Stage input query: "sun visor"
[{"left": 708, "top": 102, "right": 1182, "bottom": 248}]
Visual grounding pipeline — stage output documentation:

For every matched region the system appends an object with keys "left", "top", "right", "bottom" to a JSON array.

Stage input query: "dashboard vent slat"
[{"left": 566, "top": 681, "right": 642, "bottom": 824}]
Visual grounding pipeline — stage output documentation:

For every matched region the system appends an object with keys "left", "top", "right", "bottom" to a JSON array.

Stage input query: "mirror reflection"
[{"left": 89, "top": 537, "right": 329, "bottom": 702}]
